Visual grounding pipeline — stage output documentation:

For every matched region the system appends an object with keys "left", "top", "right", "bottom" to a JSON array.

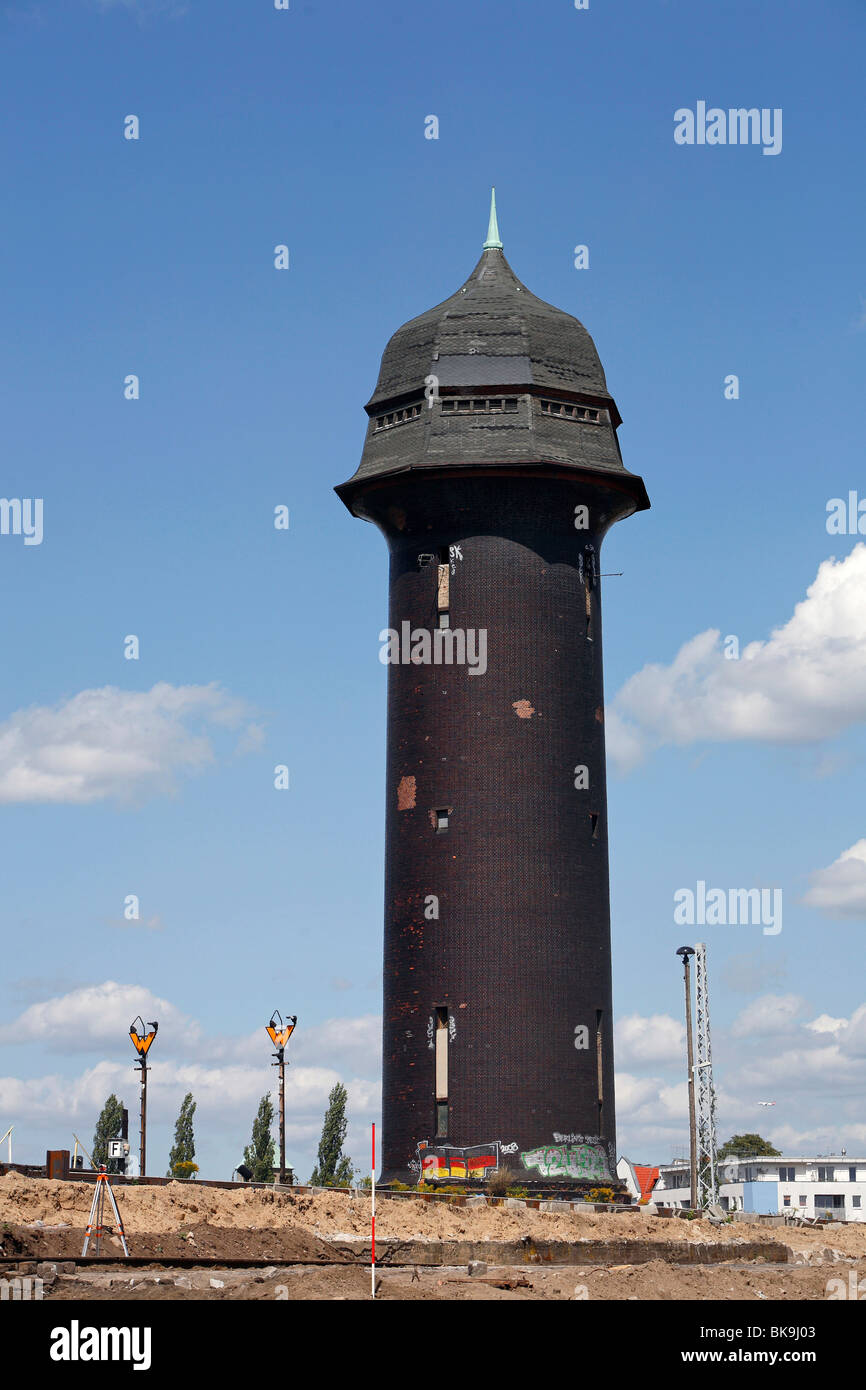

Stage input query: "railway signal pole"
[
  {"left": 129, "top": 1017, "right": 158, "bottom": 1178},
  {"left": 266, "top": 1012, "right": 297, "bottom": 1183}
]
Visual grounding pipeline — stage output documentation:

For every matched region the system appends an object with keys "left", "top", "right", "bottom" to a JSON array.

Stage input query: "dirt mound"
[{"left": 2, "top": 1175, "right": 865, "bottom": 1260}]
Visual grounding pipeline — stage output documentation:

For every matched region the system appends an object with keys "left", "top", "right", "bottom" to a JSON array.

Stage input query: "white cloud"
[
  {"left": 0, "top": 983, "right": 383, "bottom": 1080},
  {"left": 616, "top": 1013, "right": 684, "bottom": 1065},
  {"left": 804, "top": 1014, "right": 849, "bottom": 1036},
  {"left": 615, "top": 1073, "right": 689, "bottom": 1126},
  {"left": 0, "top": 982, "right": 383, "bottom": 1178},
  {"left": 612, "top": 1073, "right": 663, "bottom": 1117},
  {"left": 609, "top": 545, "right": 866, "bottom": 771},
  {"left": 0, "top": 1060, "right": 380, "bottom": 1134},
  {"left": 804, "top": 839, "right": 866, "bottom": 918},
  {"left": 617, "top": 1000, "right": 866, "bottom": 1161},
  {"left": 0, "top": 981, "right": 201, "bottom": 1052},
  {"left": 291, "top": 1016, "right": 381, "bottom": 1075},
  {"left": 730, "top": 993, "right": 809, "bottom": 1038},
  {"left": 0, "top": 682, "right": 256, "bottom": 804},
  {"left": 839, "top": 1004, "right": 866, "bottom": 1059}
]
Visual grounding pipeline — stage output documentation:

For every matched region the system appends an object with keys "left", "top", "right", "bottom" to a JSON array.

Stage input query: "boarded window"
[
  {"left": 596, "top": 1009, "right": 604, "bottom": 1119},
  {"left": 437, "top": 564, "right": 450, "bottom": 612},
  {"left": 435, "top": 1008, "right": 449, "bottom": 1137}
]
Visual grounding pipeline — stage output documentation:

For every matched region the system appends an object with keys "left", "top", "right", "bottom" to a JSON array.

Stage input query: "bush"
[
  {"left": 583, "top": 1187, "right": 616, "bottom": 1204},
  {"left": 485, "top": 1168, "right": 514, "bottom": 1197},
  {"left": 171, "top": 1161, "right": 199, "bottom": 1181}
]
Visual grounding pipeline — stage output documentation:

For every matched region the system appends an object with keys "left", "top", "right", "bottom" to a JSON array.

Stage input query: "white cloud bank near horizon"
[
  {"left": 3, "top": 985, "right": 865, "bottom": 1175},
  {"left": 0, "top": 981, "right": 381, "bottom": 1179},
  {"left": 608, "top": 544, "right": 866, "bottom": 772}
]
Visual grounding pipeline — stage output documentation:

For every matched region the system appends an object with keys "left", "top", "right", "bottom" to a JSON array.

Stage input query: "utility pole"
[
  {"left": 676, "top": 947, "right": 698, "bottom": 1210},
  {"left": 129, "top": 1017, "right": 158, "bottom": 1178},
  {"left": 266, "top": 1013, "right": 297, "bottom": 1184}
]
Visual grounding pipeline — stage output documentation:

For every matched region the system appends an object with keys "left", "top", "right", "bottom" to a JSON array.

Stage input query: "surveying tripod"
[{"left": 82, "top": 1167, "right": 130, "bottom": 1258}]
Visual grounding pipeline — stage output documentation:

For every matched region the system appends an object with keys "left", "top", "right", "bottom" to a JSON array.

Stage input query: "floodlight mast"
[
  {"left": 676, "top": 947, "right": 698, "bottom": 1210},
  {"left": 129, "top": 1017, "right": 158, "bottom": 1178},
  {"left": 266, "top": 1012, "right": 297, "bottom": 1184}
]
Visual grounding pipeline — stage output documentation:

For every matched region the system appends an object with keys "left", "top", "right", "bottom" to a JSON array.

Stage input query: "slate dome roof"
[
  {"left": 338, "top": 193, "right": 648, "bottom": 513},
  {"left": 367, "top": 243, "right": 611, "bottom": 410}
]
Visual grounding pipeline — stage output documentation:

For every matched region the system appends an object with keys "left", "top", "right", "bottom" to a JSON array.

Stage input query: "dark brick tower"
[{"left": 336, "top": 194, "right": 649, "bottom": 1188}]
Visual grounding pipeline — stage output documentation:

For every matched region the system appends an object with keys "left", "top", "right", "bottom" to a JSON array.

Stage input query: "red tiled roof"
[{"left": 633, "top": 1165, "right": 659, "bottom": 1202}]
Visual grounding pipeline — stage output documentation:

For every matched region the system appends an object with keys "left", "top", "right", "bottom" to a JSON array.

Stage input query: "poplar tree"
[
  {"left": 167, "top": 1092, "right": 197, "bottom": 1179},
  {"left": 92, "top": 1094, "right": 124, "bottom": 1171},
  {"left": 243, "top": 1094, "right": 276, "bottom": 1183},
  {"left": 309, "top": 1083, "right": 354, "bottom": 1186}
]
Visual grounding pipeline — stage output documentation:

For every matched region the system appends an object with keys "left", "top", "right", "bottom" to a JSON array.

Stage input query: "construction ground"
[{"left": 2, "top": 1171, "right": 864, "bottom": 1301}]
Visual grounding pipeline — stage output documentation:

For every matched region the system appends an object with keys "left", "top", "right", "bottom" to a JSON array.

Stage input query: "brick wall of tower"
[{"left": 357, "top": 470, "right": 636, "bottom": 1186}]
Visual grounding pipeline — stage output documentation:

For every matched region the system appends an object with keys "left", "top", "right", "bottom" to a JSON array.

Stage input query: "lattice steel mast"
[{"left": 694, "top": 942, "right": 718, "bottom": 1208}]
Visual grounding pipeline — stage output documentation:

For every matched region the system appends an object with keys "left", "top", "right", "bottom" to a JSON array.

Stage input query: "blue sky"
[{"left": 1, "top": 0, "right": 864, "bottom": 1179}]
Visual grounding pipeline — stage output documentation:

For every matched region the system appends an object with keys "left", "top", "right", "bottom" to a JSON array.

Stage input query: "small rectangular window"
[
  {"left": 849, "top": 1167, "right": 857, "bottom": 1182},
  {"left": 438, "top": 612, "right": 450, "bottom": 629},
  {"left": 799, "top": 1194, "right": 807, "bottom": 1206},
  {"left": 854, "top": 1195, "right": 862, "bottom": 1208},
  {"left": 435, "top": 809, "right": 449, "bottom": 832},
  {"left": 783, "top": 1194, "right": 791, "bottom": 1206}
]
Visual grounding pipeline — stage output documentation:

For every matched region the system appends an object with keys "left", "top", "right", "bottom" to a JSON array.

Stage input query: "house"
[
  {"left": 651, "top": 1154, "right": 866, "bottom": 1221},
  {"left": 617, "top": 1156, "right": 660, "bottom": 1203}
]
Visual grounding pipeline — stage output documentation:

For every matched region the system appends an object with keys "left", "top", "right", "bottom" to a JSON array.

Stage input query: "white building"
[{"left": 651, "top": 1154, "right": 866, "bottom": 1222}]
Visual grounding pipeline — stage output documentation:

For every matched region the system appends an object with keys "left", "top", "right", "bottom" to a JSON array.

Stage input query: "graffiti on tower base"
[
  {"left": 520, "top": 1143, "right": 610, "bottom": 1181},
  {"left": 417, "top": 1141, "right": 500, "bottom": 1181}
]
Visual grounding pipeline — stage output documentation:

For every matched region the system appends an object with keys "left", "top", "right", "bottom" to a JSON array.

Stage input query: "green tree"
[
  {"left": 717, "top": 1133, "right": 780, "bottom": 1160},
  {"left": 92, "top": 1094, "right": 124, "bottom": 1171},
  {"left": 243, "top": 1094, "right": 276, "bottom": 1183},
  {"left": 167, "top": 1092, "right": 197, "bottom": 1179},
  {"left": 309, "top": 1082, "right": 355, "bottom": 1186}
]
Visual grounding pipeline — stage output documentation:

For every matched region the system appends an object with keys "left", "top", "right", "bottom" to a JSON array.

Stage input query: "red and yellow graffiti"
[{"left": 417, "top": 1142, "right": 499, "bottom": 1181}]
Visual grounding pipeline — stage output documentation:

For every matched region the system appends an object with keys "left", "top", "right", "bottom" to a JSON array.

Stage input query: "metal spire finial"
[{"left": 483, "top": 187, "right": 503, "bottom": 250}]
